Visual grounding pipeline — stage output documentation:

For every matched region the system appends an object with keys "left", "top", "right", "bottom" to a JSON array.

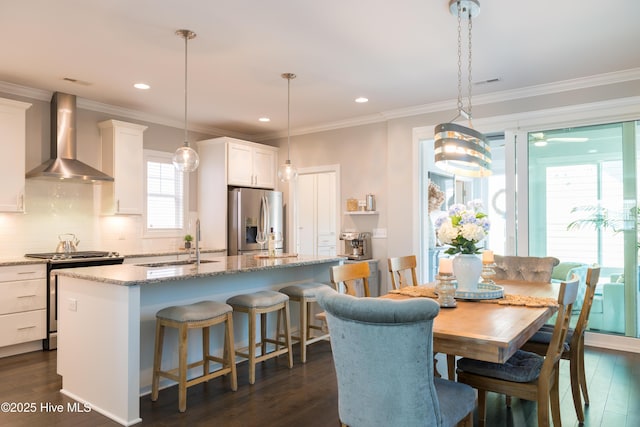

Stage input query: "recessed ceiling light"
[
  {"left": 259, "top": 117, "right": 271, "bottom": 122},
  {"left": 355, "top": 97, "right": 368, "bottom": 103},
  {"left": 134, "top": 83, "right": 150, "bottom": 90}
]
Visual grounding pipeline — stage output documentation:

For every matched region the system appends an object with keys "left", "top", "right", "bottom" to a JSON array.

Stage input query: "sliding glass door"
[{"left": 527, "top": 122, "right": 639, "bottom": 337}]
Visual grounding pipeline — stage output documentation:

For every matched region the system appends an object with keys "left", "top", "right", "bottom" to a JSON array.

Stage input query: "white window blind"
[{"left": 145, "top": 151, "right": 185, "bottom": 231}]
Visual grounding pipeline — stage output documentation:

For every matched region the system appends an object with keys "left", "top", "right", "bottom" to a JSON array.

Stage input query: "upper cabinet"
[
  {"left": 98, "top": 120, "right": 148, "bottom": 215},
  {"left": 227, "top": 139, "right": 277, "bottom": 189},
  {"left": 0, "top": 97, "right": 31, "bottom": 213},
  {"left": 197, "top": 137, "right": 277, "bottom": 251}
]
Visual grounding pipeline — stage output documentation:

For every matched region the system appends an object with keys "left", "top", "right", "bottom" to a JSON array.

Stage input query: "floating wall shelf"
[{"left": 344, "top": 211, "right": 378, "bottom": 215}]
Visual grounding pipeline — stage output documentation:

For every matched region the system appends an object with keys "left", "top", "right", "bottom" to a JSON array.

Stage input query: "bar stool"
[
  {"left": 278, "top": 282, "right": 330, "bottom": 363},
  {"left": 151, "top": 300, "right": 237, "bottom": 413},
  {"left": 226, "top": 290, "right": 293, "bottom": 385}
]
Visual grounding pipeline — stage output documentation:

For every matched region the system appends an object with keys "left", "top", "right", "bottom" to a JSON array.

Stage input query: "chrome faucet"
[{"left": 195, "top": 218, "right": 201, "bottom": 265}]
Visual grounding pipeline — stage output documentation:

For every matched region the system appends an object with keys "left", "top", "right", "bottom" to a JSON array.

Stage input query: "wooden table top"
[{"left": 384, "top": 280, "right": 559, "bottom": 363}]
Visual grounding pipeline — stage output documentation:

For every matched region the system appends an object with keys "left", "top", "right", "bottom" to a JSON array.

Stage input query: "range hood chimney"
[{"left": 26, "top": 92, "right": 114, "bottom": 182}]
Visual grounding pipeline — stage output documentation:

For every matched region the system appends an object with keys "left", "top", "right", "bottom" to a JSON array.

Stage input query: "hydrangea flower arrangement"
[{"left": 435, "top": 201, "right": 490, "bottom": 255}]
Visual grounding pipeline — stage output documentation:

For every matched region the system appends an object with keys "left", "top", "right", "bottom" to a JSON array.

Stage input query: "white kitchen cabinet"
[
  {"left": 99, "top": 120, "right": 148, "bottom": 215},
  {"left": 296, "top": 171, "right": 338, "bottom": 256},
  {"left": 197, "top": 137, "right": 278, "bottom": 251},
  {"left": 0, "top": 264, "right": 46, "bottom": 349},
  {"left": 0, "top": 97, "right": 31, "bottom": 212},
  {"left": 227, "top": 138, "right": 276, "bottom": 189}
]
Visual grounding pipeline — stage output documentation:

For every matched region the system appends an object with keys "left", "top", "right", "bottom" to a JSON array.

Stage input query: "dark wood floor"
[{"left": 1, "top": 342, "right": 638, "bottom": 426}]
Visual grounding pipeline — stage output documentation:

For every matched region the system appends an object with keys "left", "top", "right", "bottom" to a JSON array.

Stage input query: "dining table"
[{"left": 384, "top": 280, "right": 560, "bottom": 378}]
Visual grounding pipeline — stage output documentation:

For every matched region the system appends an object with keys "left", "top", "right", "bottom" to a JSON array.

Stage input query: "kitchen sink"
[{"left": 136, "top": 259, "right": 219, "bottom": 267}]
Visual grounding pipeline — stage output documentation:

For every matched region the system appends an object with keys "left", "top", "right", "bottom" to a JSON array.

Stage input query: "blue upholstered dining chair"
[
  {"left": 456, "top": 275, "right": 580, "bottom": 427},
  {"left": 316, "top": 287, "right": 475, "bottom": 427}
]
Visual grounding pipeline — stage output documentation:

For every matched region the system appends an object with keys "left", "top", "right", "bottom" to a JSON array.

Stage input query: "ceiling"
[{"left": 1, "top": 1, "right": 639, "bottom": 140}]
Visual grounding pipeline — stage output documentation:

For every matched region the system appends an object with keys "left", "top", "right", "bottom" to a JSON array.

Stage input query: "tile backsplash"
[{"left": 0, "top": 180, "right": 191, "bottom": 258}]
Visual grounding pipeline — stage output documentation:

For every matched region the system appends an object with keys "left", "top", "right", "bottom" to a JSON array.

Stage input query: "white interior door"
[
  {"left": 297, "top": 174, "right": 316, "bottom": 255},
  {"left": 293, "top": 167, "right": 339, "bottom": 257}
]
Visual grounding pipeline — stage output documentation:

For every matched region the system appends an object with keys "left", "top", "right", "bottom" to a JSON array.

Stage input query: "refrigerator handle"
[{"left": 259, "top": 194, "right": 270, "bottom": 234}]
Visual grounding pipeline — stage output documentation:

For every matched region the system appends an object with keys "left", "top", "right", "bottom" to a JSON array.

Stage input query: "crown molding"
[
  {"left": 3, "top": 67, "right": 639, "bottom": 141},
  {"left": 257, "top": 67, "right": 640, "bottom": 140},
  {"left": 0, "top": 80, "right": 253, "bottom": 140},
  {"left": 76, "top": 97, "right": 252, "bottom": 140},
  {"left": 383, "top": 67, "right": 640, "bottom": 120}
]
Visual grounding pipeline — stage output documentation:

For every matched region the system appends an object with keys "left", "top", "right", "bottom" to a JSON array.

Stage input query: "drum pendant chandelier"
[{"left": 434, "top": 0, "right": 491, "bottom": 177}]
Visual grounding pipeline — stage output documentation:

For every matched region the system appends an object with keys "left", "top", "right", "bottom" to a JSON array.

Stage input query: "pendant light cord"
[
  {"left": 183, "top": 32, "right": 189, "bottom": 146},
  {"left": 287, "top": 76, "right": 291, "bottom": 161},
  {"left": 467, "top": 5, "right": 473, "bottom": 127},
  {"left": 455, "top": 0, "right": 474, "bottom": 127}
]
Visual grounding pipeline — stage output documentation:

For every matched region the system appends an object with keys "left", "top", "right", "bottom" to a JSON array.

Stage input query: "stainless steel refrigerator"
[{"left": 228, "top": 188, "right": 284, "bottom": 255}]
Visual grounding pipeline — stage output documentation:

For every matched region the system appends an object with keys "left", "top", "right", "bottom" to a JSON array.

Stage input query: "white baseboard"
[
  {"left": 0, "top": 340, "right": 43, "bottom": 358},
  {"left": 584, "top": 331, "right": 639, "bottom": 354}
]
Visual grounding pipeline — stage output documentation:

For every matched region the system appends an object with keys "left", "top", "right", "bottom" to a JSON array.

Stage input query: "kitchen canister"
[
  {"left": 365, "top": 194, "right": 376, "bottom": 211},
  {"left": 347, "top": 197, "right": 358, "bottom": 212}
]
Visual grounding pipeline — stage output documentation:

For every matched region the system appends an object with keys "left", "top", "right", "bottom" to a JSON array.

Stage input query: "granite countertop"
[
  {"left": 0, "top": 257, "right": 48, "bottom": 266},
  {"left": 54, "top": 254, "right": 343, "bottom": 286},
  {"left": 0, "top": 249, "right": 227, "bottom": 267},
  {"left": 122, "top": 248, "right": 226, "bottom": 258}
]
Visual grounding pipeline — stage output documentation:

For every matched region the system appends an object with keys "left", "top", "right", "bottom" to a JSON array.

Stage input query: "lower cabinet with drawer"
[{"left": 0, "top": 263, "right": 46, "bottom": 355}]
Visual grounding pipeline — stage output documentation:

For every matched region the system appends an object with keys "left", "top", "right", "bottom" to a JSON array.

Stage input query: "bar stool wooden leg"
[
  {"left": 260, "top": 312, "right": 267, "bottom": 358},
  {"left": 299, "top": 297, "right": 309, "bottom": 363},
  {"left": 225, "top": 312, "right": 238, "bottom": 391},
  {"left": 202, "top": 326, "right": 210, "bottom": 376},
  {"left": 248, "top": 307, "right": 257, "bottom": 385},
  {"left": 178, "top": 323, "right": 188, "bottom": 413},
  {"left": 151, "top": 321, "right": 164, "bottom": 401},
  {"left": 284, "top": 300, "right": 293, "bottom": 368}
]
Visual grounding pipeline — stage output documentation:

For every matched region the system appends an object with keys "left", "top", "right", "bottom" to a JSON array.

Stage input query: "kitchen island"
[{"left": 55, "top": 254, "right": 342, "bottom": 426}]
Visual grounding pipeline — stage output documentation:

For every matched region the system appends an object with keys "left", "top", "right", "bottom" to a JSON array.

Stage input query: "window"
[{"left": 144, "top": 150, "right": 188, "bottom": 235}]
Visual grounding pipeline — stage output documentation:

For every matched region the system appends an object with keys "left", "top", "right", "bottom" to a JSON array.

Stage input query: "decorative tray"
[{"left": 454, "top": 283, "right": 504, "bottom": 300}]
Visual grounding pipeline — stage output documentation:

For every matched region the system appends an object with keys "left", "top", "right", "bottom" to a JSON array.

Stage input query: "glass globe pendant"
[
  {"left": 278, "top": 159, "right": 298, "bottom": 182},
  {"left": 278, "top": 73, "right": 298, "bottom": 182},
  {"left": 172, "top": 29, "right": 200, "bottom": 173}
]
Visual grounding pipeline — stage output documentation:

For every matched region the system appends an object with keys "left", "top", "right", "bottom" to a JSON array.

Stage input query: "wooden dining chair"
[
  {"left": 493, "top": 255, "right": 560, "bottom": 282},
  {"left": 456, "top": 275, "right": 580, "bottom": 427},
  {"left": 330, "top": 262, "right": 371, "bottom": 297},
  {"left": 387, "top": 255, "right": 419, "bottom": 290},
  {"left": 316, "top": 262, "right": 372, "bottom": 329},
  {"left": 521, "top": 266, "right": 601, "bottom": 423}
]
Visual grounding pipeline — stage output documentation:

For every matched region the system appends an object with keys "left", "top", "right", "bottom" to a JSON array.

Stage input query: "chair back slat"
[
  {"left": 571, "top": 266, "right": 601, "bottom": 343},
  {"left": 543, "top": 274, "right": 580, "bottom": 369},
  {"left": 331, "top": 262, "right": 371, "bottom": 297},
  {"left": 388, "top": 255, "right": 418, "bottom": 290}
]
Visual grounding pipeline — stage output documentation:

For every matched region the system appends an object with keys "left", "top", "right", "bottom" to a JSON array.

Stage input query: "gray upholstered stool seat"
[
  {"left": 156, "top": 300, "right": 232, "bottom": 322},
  {"left": 151, "top": 300, "right": 237, "bottom": 413},
  {"left": 278, "top": 283, "right": 330, "bottom": 363},
  {"left": 227, "top": 290, "right": 289, "bottom": 308},
  {"left": 226, "top": 290, "right": 293, "bottom": 384}
]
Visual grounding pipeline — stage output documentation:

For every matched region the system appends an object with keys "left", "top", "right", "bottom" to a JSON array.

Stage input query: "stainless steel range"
[{"left": 25, "top": 251, "right": 125, "bottom": 350}]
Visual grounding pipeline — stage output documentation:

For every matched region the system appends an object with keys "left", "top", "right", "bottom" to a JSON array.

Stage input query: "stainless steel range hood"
[{"left": 26, "top": 92, "right": 114, "bottom": 182}]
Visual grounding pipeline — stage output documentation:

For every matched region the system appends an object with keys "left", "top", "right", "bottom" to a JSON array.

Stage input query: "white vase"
[{"left": 453, "top": 254, "right": 482, "bottom": 292}]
